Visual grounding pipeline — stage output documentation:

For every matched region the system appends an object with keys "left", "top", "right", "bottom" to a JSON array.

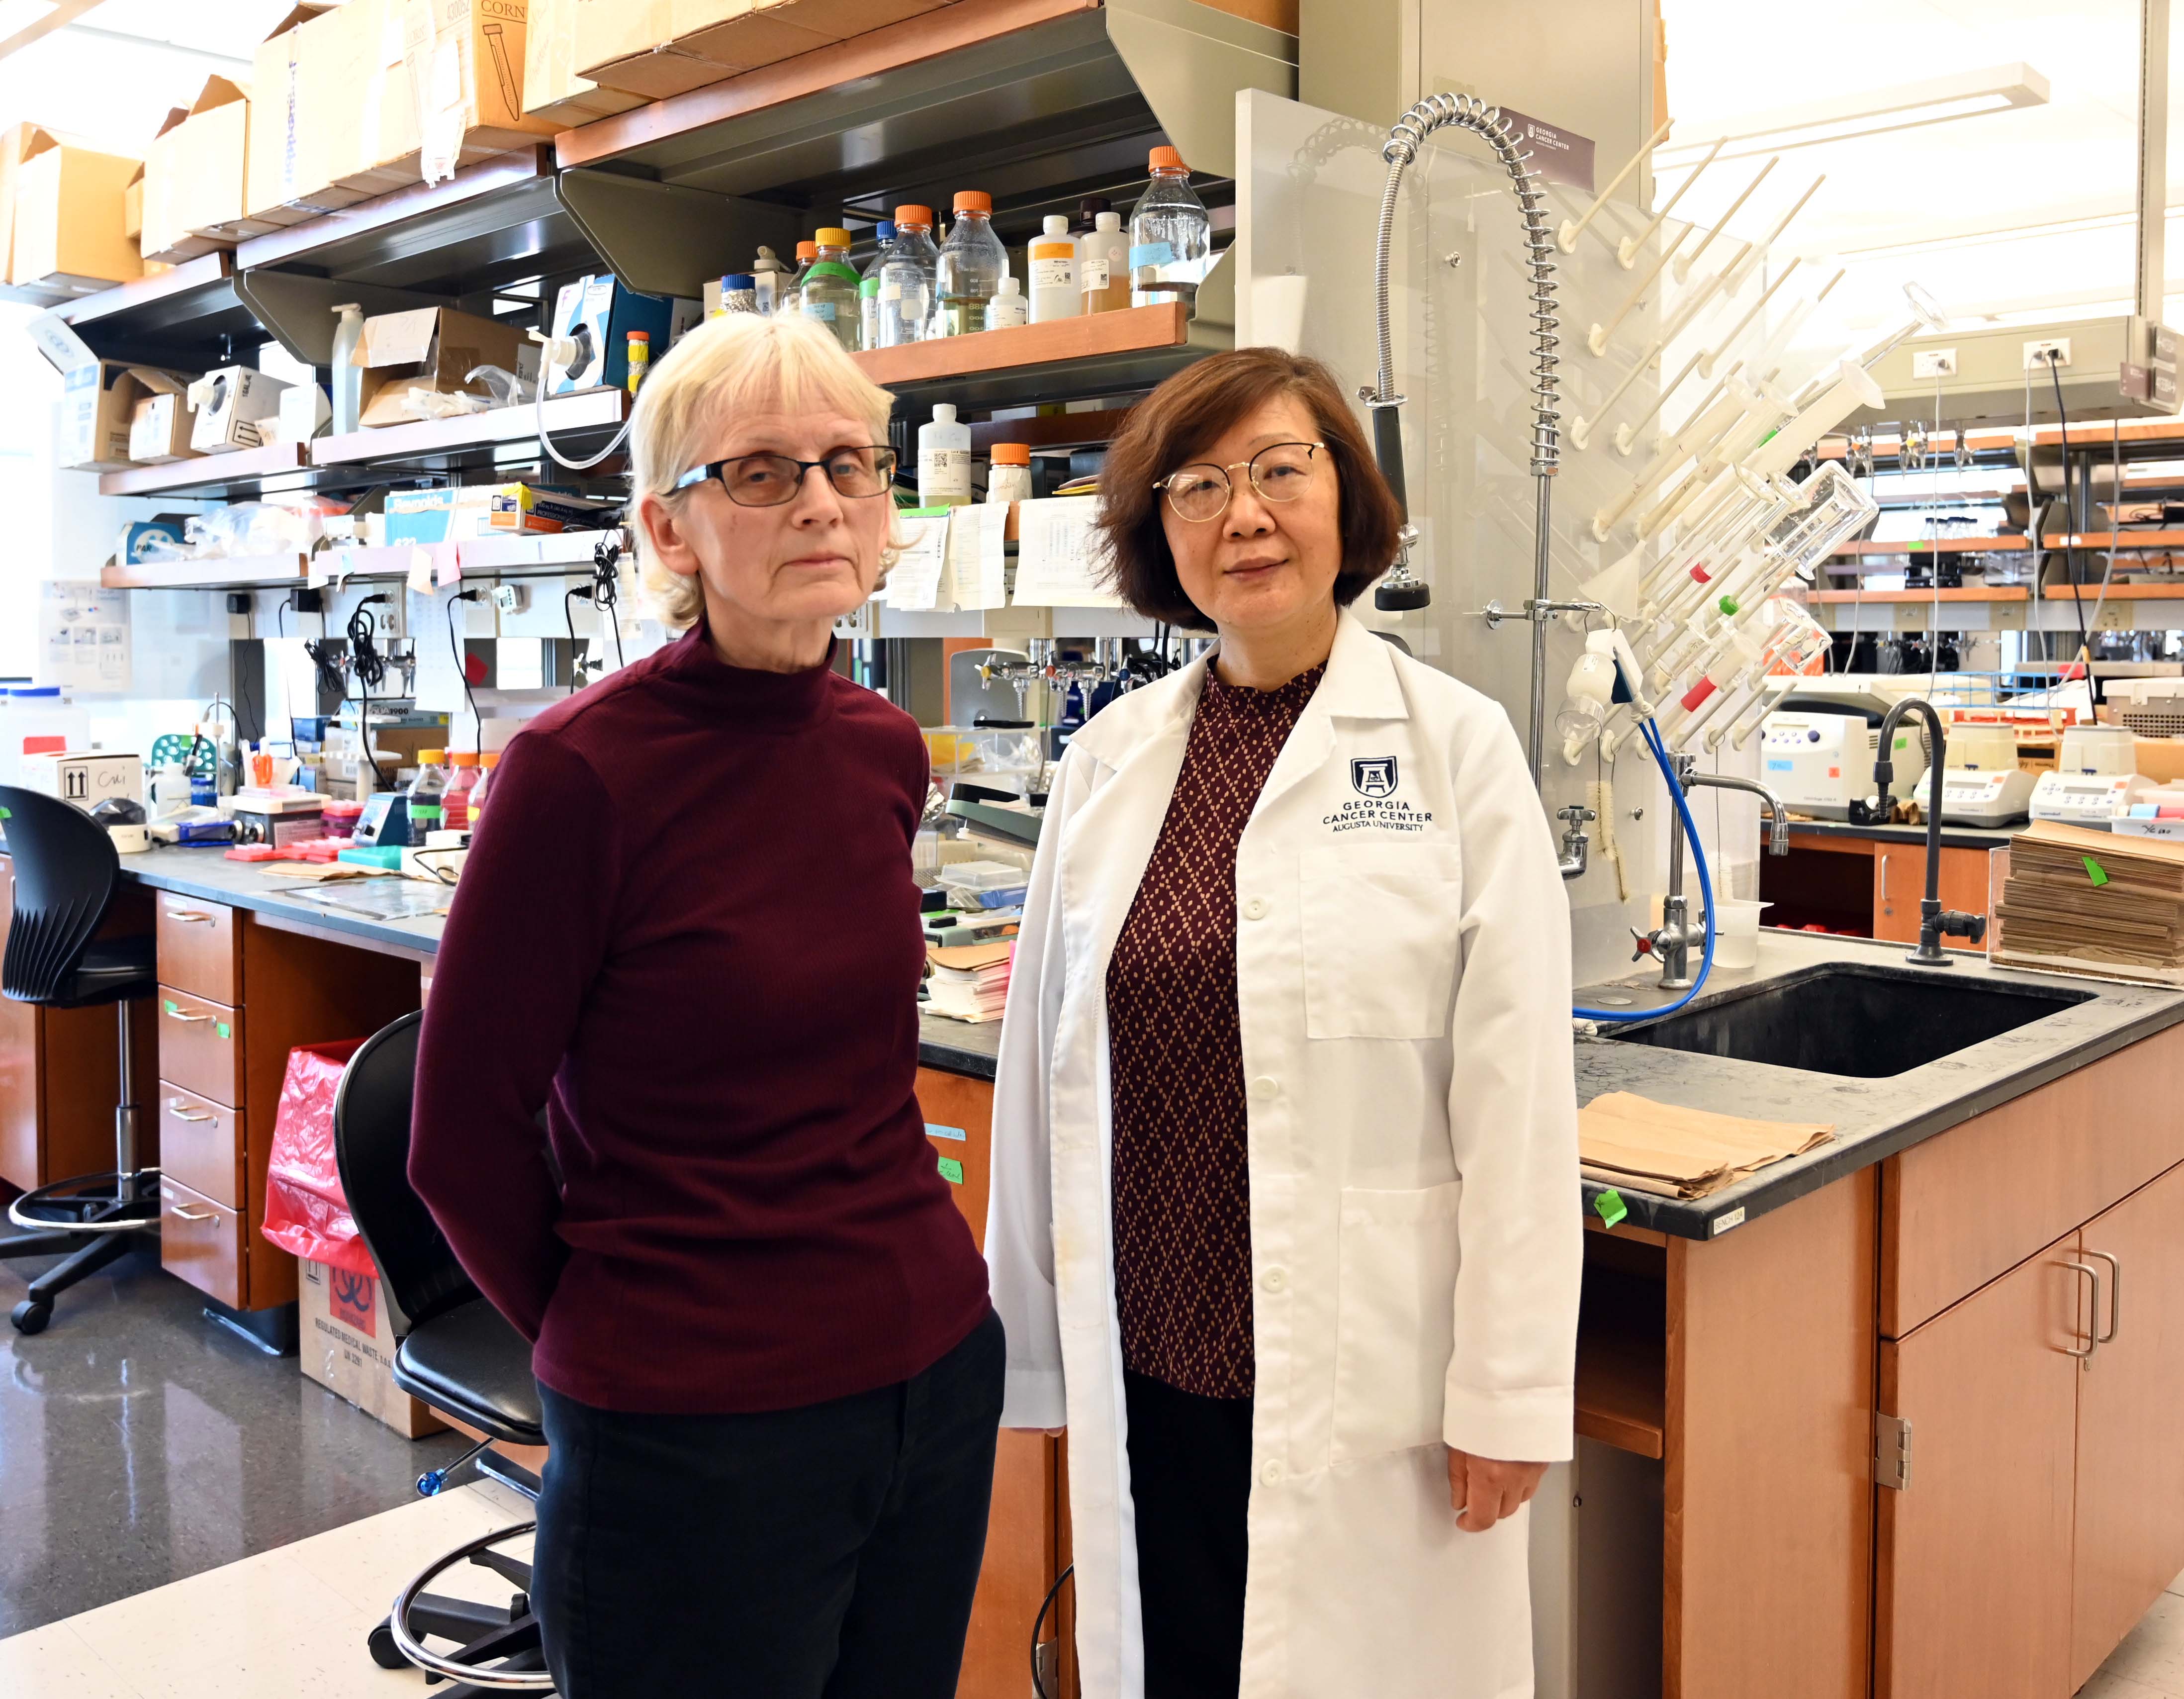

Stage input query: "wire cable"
[
  {"left": 348, "top": 595, "right": 391, "bottom": 787},
  {"left": 1029, "top": 1564, "right": 1074, "bottom": 1699},
  {"left": 563, "top": 587, "right": 589, "bottom": 694},
  {"left": 448, "top": 590, "right": 482, "bottom": 752}
]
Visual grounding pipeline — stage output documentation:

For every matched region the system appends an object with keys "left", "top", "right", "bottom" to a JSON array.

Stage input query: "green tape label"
[
  {"left": 214, "top": 1022, "right": 231, "bottom": 1040},
  {"left": 1594, "top": 1188, "right": 1628, "bottom": 1229},
  {"left": 162, "top": 999, "right": 179, "bottom": 1015},
  {"left": 937, "top": 1155, "right": 965, "bottom": 1185},
  {"left": 2084, "top": 856, "right": 2110, "bottom": 887}
]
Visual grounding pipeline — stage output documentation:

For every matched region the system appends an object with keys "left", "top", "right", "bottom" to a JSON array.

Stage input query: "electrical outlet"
[
  {"left": 1911, "top": 349, "right": 1958, "bottom": 379},
  {"left": 2023, "top": 337, "right": 2072, "bottom": 370},
  {"left": 492, "top": 583, "right": 529, "bottom": 615}
]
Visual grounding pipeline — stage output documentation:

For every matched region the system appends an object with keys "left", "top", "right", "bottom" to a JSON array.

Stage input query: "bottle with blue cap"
[
  {"left": 859, "top": 221, "right": 897, "bottom": 352},
  {"left": 718, "top": 274, "right": 758, "bottom": 315}
]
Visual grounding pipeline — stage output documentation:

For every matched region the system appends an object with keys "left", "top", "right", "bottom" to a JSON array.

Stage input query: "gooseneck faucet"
[
  {"left": 1633, "top": 753, "right": 1792, "bottom": 988},
  {"left": 1868, "top": 698, "right": 1987, "bottom": 966}
]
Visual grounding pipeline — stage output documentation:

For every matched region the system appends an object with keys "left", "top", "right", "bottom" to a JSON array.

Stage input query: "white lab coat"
[{"left": 986, "top": 610, "right": 1582, "bottom": 1699}]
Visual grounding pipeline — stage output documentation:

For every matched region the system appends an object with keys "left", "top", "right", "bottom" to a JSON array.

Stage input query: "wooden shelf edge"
[
  {"left": 2043, "top": 582, "right": 2184, "bottom": 599},
  {"left": 54, "top": 251, "right": 232, "bottom": 328},
  {"left": 1574, "top": 1342, "right": 1666, "bottom": 1461},
  {"left": 851, "top": 303, "right": 1188, "bottom": 389}
]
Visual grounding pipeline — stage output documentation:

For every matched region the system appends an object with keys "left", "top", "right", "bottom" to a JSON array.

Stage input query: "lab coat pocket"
[
  {"left": 1299, "top": 843, "right": 1463, "bottom": 1039},
  {"left": 1331, "top": 1180, "right": 1462, "bottom": 1462}
]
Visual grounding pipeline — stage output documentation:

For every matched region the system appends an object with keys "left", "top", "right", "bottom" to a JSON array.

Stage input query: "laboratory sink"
[{"left": 1606, "top": 962, "right": 2096, "bottom": 1078}]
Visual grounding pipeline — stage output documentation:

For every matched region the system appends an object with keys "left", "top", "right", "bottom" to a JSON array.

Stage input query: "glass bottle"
[
  {"left": 407, "top": 749, "right": 449, "bottom": 838},
  {"left": 468, "top": 750, "right": 501, "bottom": 827},
  {"left": 935, "top": 190, "right": 1007, "bottom": 337},
  {"left": 1071, "top": 194, "right": 1111, "bottom": 236},
  {"left": 443, "top": 750, "right": 480, "bottom": 831},
  {"left": 877, "top": 205, "right": 939, "bottom": 348},
  {"left": 1129, "top": 146, "right": 1210, "bottom": 310},
  {"left": 859, "top": 220, "right": 896, "bottom": 352},
  {"left": 800, "top": 227, "right": 862, "bottom": 351},
  {"left": 719, "top": 273, "right": 759, "bottom": 315},
  {"left": 784, "top": 240, "right": 818, "bottom": 317}
]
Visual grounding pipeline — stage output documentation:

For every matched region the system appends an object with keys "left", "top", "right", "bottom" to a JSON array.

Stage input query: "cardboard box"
[
  {"left": 122, "top": 171, "right": 143, "bottom": 241},
  {"left": 188, "top": 366, "right": 293, "bottom": 454},
  {"left": 9, "top": 130, "right": 143, "bottom": 291},
  {"left": 385, "top": 481, "right": 618, "bottom": 543},
  {"left": 2137, "top": 737, "right": 2184, "bottom": 786},
  {"left": 60, "top": 362, "right": 196, "bottom": 471},
  {"left": 140, "top": 78, "right": 254, "bottom": 262},
  {"left": 579, "top": 0, "right": 950, "bottom": 100},
  {"left": 128, "top": 388, "right": 199, "bottom": 465},
  {"left": 20, "top": 750, "right": 145, "bottom": 809},
  {"left": 298, "top": 1259, "right": 448, "bottom": 1439},
  {"left": 354, "top": 305, "right": 526, "bottom": 427},
  {"left": 392, "top": 0, "right": 559, "bottom": 186},
  {"left": 315, "top": 0, "right": 424, "bottom": 198},
  {"left": 248, "top": 3, "right": 367, "bottom": 228},
  {"left": 526, "top": 0, "right": 647, "bottom": 124}
]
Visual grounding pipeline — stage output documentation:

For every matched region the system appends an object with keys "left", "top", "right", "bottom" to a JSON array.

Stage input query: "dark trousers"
[
  {"left": 532, "top": 1309, "right": 1004, "bottom": 1699},
  {"left": 1124, "top": 1369, "right": 1254, "bottom": 1699}
]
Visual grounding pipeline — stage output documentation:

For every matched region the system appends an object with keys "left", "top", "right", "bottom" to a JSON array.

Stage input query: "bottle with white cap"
[
  {"left": 986, "top": 276, "right": 1028, "bottom": 329},
  {"left": 1079, "top": 210, "right": 1130, "bottom": 314},
  {"left": 1028, "top": 214, "right": 1078, "bottom": 323},
  {"left": 918, "top": 404, "right": 973, "bottom": 507}
]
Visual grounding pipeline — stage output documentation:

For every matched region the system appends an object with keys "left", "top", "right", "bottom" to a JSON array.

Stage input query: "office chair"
[
  {"left": 0, "top": 785, "right": 160, "bottom": 1334},
  {"left": 332, "top": 1010, "right": 554, "bottom": 1694}
]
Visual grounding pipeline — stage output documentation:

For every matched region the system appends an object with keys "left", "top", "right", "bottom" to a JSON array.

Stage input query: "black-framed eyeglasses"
[
  {"left": 672, "top": 446, "right": 898, "bottom": 506},
  {"left": 1154, "top": 441, "right": 1326, "bottom": 523}
]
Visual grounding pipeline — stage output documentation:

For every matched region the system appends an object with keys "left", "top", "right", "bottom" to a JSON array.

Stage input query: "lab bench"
[{"left": 1759, "top": 818, "right": 2020, "bottom": 944}]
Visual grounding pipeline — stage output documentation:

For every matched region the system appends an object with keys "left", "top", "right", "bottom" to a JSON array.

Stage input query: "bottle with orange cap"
[
  {"left": 878, "top": 204, "right": 939, "bottom": 347},
  {"left": 935, "top": 189, "right": 1009, "bottom": 337},
  {"left": 784, "top": 239, "right": 819, "bottom": 318},
  {"left": 800, "top": 227, "right": 863, "bottom": 352},
  {"left": 1130, "top": 146, "right": 1210, "bottom": 312}
]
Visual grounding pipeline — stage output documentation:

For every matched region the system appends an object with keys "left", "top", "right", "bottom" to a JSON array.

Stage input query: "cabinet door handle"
[
  {"left": 164, "top": 909, "right": 212, "bottom": 924},
  {"left": 162, "top": 1007, "right": 209, "bottom": 1023},
  {"left": 2064, "top": 1260, "right": 2102, "bottom": 1360},
  {"left": 2087, "top": 1247, "right": 2122, "bottom": 1343},
  {"left": 170, "top": 1205, "right": 219, "bottom": 1223},
  {"left": 1879, "top": 853, "right": 1892, "bottom": 913},
  {"left": 166, "top": 1102, "right": 214, "bottom": 1123}
]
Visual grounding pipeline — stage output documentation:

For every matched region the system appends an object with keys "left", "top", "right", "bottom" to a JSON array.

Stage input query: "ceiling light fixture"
[{"left": 1655, "top": 63, "right": 2051, "bottom": 170}]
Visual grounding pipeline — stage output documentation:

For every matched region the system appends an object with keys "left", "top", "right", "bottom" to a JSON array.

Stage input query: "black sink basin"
[{"left": 1605, "top": 963, "right": 2096, "bottom": 1078}]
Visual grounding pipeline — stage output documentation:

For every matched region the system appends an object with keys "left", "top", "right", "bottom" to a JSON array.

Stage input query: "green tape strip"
[
  {"left": 214, "top": 1022, "right": 231, "bottom": 1040},
  {"left": 162, "top": 999, "right": 178, "bottom": 1015},
  {"left": 2084, "top": 855, "right": 2110, "bottom": 888},
  {"left": 1594, "top": 1188, "right": 1629, "bottom": 1229},
  {"left": 937, "top": 1155, "right": 965, "bottom": 1185}
]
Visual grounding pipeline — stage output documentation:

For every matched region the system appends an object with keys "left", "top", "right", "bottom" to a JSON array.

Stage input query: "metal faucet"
[
  {"left": 1868, "top": 697, "right": 1987, "bottom": 966},
  {"left": 1556, "top": 803, "right": 1595, "bottom": 880},
  {"left": 1633, "top": 753, "right": 1792, "bottom": 989}
]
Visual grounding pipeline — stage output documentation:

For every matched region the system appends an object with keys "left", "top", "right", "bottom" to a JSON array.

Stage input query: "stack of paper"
[
  {"left": 924, "top": 942, "right": 1014, "bottom": 1023},
  {"left": 1578, "top": 1092, "right": 1836, "bottom": 1200},
  {"left": 1992, "top": 820, "right": 2184, "bottom": 986}
]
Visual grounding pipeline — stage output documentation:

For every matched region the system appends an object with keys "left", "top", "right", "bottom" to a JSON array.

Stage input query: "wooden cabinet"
[
  {"left": 156, "top": 1084, "right": 242, "bottom": 1209},
  {"left": 1871, "top": 843, "right": 1994, "bottom": 946},
  {"left": 154, "top": 895, "right": 240, "bottom": 1003},
  {"left": 1762, "top": 833, "right": 1998, "bottom": 944},
  {"left": 156, "top": 988, "right": 246, "bottom": 1106},
  {"left": 2070, "top": 1163, "right": 2184, "bottom": 1688},
  {"left": 157, "top": 1173, "right": 246, "bottom": 1310},
  {"left": 1875, "top": 1232, "right": 2083, "bottom": 1699}
]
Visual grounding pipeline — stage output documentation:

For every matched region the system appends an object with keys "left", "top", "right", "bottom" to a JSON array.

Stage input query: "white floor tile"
[
  {"left": 2169, "top": 1565, "right": 2184, "bottom": 1600},
  {"left": 2098, "top": 1592, "right": 2184, "bottom": 1696},
  {"left": 282, "top": 1484, "right": 518, "bottom": 1620},
  {"left": 0, "top": 1621, "right": 143, "bottom": 1699},
  {"left": 2080, "top": 1672, "right": 2177, "bottom": 1699}
]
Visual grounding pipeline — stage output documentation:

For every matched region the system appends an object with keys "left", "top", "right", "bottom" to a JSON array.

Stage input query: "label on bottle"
[
  {"left": 1130, "top": 242, "right": 1176, "bottom": 269},
  {"left": 919, "top": 447, "right": 972, "bottom": 505},
  {"left": 861, "top": 295, "right": 879, "bottom": 343},
  {"left": 755, "top": 275, "right": 778, "bottom": 312},
  {"left": 1031, "top": 256, "right": 1075, "bottom": 290},
  {"left": 1081, "top": 259, "right": 1110, "bottom": 290},
  {"left": 987, "top": 296, "right": 1027, "bottom": 328},
  {"left": 881, "top": 282, "right": 903, "bottom": 302},
  {"left": 803, "top": 300, "right": 836, "bottom": 322}
]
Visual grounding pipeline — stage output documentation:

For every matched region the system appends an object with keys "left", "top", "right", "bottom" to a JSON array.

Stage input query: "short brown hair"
[{"left": 1096, "top": 347, "right": 1403, "bottom": 631}]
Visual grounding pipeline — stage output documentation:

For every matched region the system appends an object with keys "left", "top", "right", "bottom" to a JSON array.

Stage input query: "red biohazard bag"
[{"left": 259, "top": 1038, "right": 377, "bottom": 1280}]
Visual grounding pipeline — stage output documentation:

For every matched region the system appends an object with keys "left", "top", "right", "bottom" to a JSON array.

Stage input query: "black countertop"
[
  {"left": 1785, "top": 818, "right": 2021, "bottom": 851},
  {"left": 100, "top": 851, "right": 2184, "bottom": 1245}
]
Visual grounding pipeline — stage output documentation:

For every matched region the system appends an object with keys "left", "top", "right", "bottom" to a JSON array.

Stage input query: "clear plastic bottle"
[
  {"left": 1130, "top": 146, "right": 1211, "bottom": 310},
  {"left": 468, "top": 750, "right": 501, "bottom": 827},
  {"left": 800, "top": 227, "right": 862, "bottom": 351},
  {"left": 407, "top": 749, "right": 449, "bottom": 837},
  {"left": 751, "top": 246, "right": 793, "bottom": 315},
  {"left": 443, "top": 750, "right": 479, "bottom": 831},
  {"left": 936, "top": 190, "right": 1008, "bottom": 337},
  {"left": 877, "top": 205, "right": 939, "bottom": 348},
  {"left": 330, "top": 303, "right": 364, "bottom": 435},
  {"left": 918, "top": 404, "right": 973, "bottom": 507},
  {"left": 1028, "top": 214, "right": 1078, "bottom": 323},
  {"left": 859, "top": 220, "right": 896, "bottom": 352},
  {"left": 1080, "top": 210, "right": 1131, "bottom": 314},
  {"left": 784, "top": 240, "right": 819, "bottom": 317}
]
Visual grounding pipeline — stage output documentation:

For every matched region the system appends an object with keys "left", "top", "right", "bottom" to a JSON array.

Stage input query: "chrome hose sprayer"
[{"left": 1369, "top": 93, "right": 1562, "bottom": 777}]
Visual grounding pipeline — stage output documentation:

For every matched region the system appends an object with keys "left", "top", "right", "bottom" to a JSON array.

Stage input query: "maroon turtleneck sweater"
[{"left": 410, "top": 624, "right": 991, "bottom": 1414}]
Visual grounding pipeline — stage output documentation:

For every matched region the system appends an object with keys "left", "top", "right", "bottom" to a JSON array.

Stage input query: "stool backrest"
[
  {"left": 0, "top": 784, "right": 119, "bottom": 1004},
  {"left": 333, "top": 1011, "right": 480, "bottom": 1334}
]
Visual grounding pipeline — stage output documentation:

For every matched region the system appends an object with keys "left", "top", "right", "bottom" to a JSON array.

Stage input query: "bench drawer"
[
  {"left": 155, "top": 899, "right": 239, "bottom": 1005},
  {"left": 157, "top": 1084, "right": 241, "bottom": 1210},
  {"left": 156, "top": 988, "right": 244, "bottom": 1109},
  {"left": 159, "top": 1175, "right": 243, "bottom": 1310}
]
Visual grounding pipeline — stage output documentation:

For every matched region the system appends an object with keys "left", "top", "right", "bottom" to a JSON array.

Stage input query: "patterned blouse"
[{"left": 1105, "top": 660, "right": 1326, "bottom": 1399}]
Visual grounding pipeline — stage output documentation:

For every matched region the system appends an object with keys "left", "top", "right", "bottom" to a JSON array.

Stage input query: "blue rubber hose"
[{"left": 1573, "top": 716, "right": 1716, "bottom": 1024}]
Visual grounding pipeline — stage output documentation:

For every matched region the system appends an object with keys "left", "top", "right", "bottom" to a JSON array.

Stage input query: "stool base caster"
[{"left": 11, "top": 1301, "right": 51, "bottom": 1335}]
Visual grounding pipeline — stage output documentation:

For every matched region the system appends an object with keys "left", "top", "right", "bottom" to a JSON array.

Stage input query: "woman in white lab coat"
[{"left": 986, "top": 347, "right": 1582, "bottom": 1699}]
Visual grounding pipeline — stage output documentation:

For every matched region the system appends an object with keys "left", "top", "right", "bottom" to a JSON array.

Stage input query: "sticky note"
[
  {"left": 937, "top": 1156, "right": 965, "bottom": 1185},
  {"left": 2084, "top": 856, "right": 2110, "bottom": 887},
  {"left": 215, "top": 1022, "right": 231, "bottom": 1039},
  {"left": 1594, "top": 1188, "right": 1628, "bottom": 1229},
  {"left": 162, "top": 999, "right": 179, "bottom": 1015},
  {"left": 926, "top": 1123, "right": 967, "bottom": 1142}
]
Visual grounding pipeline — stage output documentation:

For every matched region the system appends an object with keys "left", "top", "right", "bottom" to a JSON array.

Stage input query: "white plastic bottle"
[
  {"left": 1130, "top": 146, "right": 1211, "bottom": 310},
  {"left": 1079, "top": 210, "right": 1130, "bottom": 314},
  {"left": 986, "top": 276, "right": 1028, "bottom": 329},
  {"left": 751, "top": 246, "right": 793, "bottom": 315},
  {"left": 1028, "top": 215, "right": 1078, "bottom": 323},
  {"left": 330, "top": 303, "right": 364, "bottom": 435},
  {"left": 917, "top": 404, "right": 973, "bottom": 507}
]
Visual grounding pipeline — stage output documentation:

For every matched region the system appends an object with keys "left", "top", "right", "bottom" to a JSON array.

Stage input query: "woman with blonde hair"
[{"left": 411, "top": 312, "right": 1001, "bottom": 1699}]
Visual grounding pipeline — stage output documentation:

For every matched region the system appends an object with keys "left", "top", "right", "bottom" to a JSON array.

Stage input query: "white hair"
[{"left": 628, "top": 311, "right": 899, "bottom": 628}]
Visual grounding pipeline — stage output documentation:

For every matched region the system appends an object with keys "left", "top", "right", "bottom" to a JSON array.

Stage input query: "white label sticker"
[
  {"left": 1081, "top": 259, "right": 1110, "bottom": 290},
  {"left": 1711, "top": 1207, "right": 1746, "bottom": 1236},
  {"left": 1031, "top": 256, "right": 1075, "bottom": 289}
]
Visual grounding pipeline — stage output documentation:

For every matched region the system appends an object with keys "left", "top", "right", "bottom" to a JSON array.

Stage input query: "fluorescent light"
[{"left": 1656, "top": 63, "right": 2050, "bottom": 169}]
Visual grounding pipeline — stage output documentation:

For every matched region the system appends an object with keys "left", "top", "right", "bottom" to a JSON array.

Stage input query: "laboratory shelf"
[
  {"left": 1825, "top": 536, "right": 2025, "bottom": 557},
  {"left": 856, "top": 302, "right": 1214, "bottom": 409},
  {"left": 1805, "top": 587, "right": 2029, "bottom": 603},
  {"left": 2043, "top": 582, "right": 2184, "bottom": 599},
  {"left": 96, "top": 443, "right": 309, "bottom": 500},
  {"left": 99, "top": 553, "right": 309, "bottom": 592},
  {"left": 316, "top": 529, "right": 628, "bottom": 584},
  {"left": 48, "top": 253, "right": 261, "bottom": 371},
  {"left": 308, "top": 389, "right": 631, "bottom": 475}
]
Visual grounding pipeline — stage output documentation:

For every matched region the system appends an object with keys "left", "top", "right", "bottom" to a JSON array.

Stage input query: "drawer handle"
[
  {"left": 166, "top": 1103, "right": 215, "bottom": 1123},
  {"left": 165, "top": 909, "right": 212, "bottom": 923},
  {"left": 171, "top": 1205, "right": 219, "bottom": 1223},
  {"left": 162, "top": 1007, "right": 210, "bottom": 1023}
]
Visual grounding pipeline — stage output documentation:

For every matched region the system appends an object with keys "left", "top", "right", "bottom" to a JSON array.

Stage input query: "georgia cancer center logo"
[{"left": 1351, "top": 756, "right": 1398, "bottom": 798}]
